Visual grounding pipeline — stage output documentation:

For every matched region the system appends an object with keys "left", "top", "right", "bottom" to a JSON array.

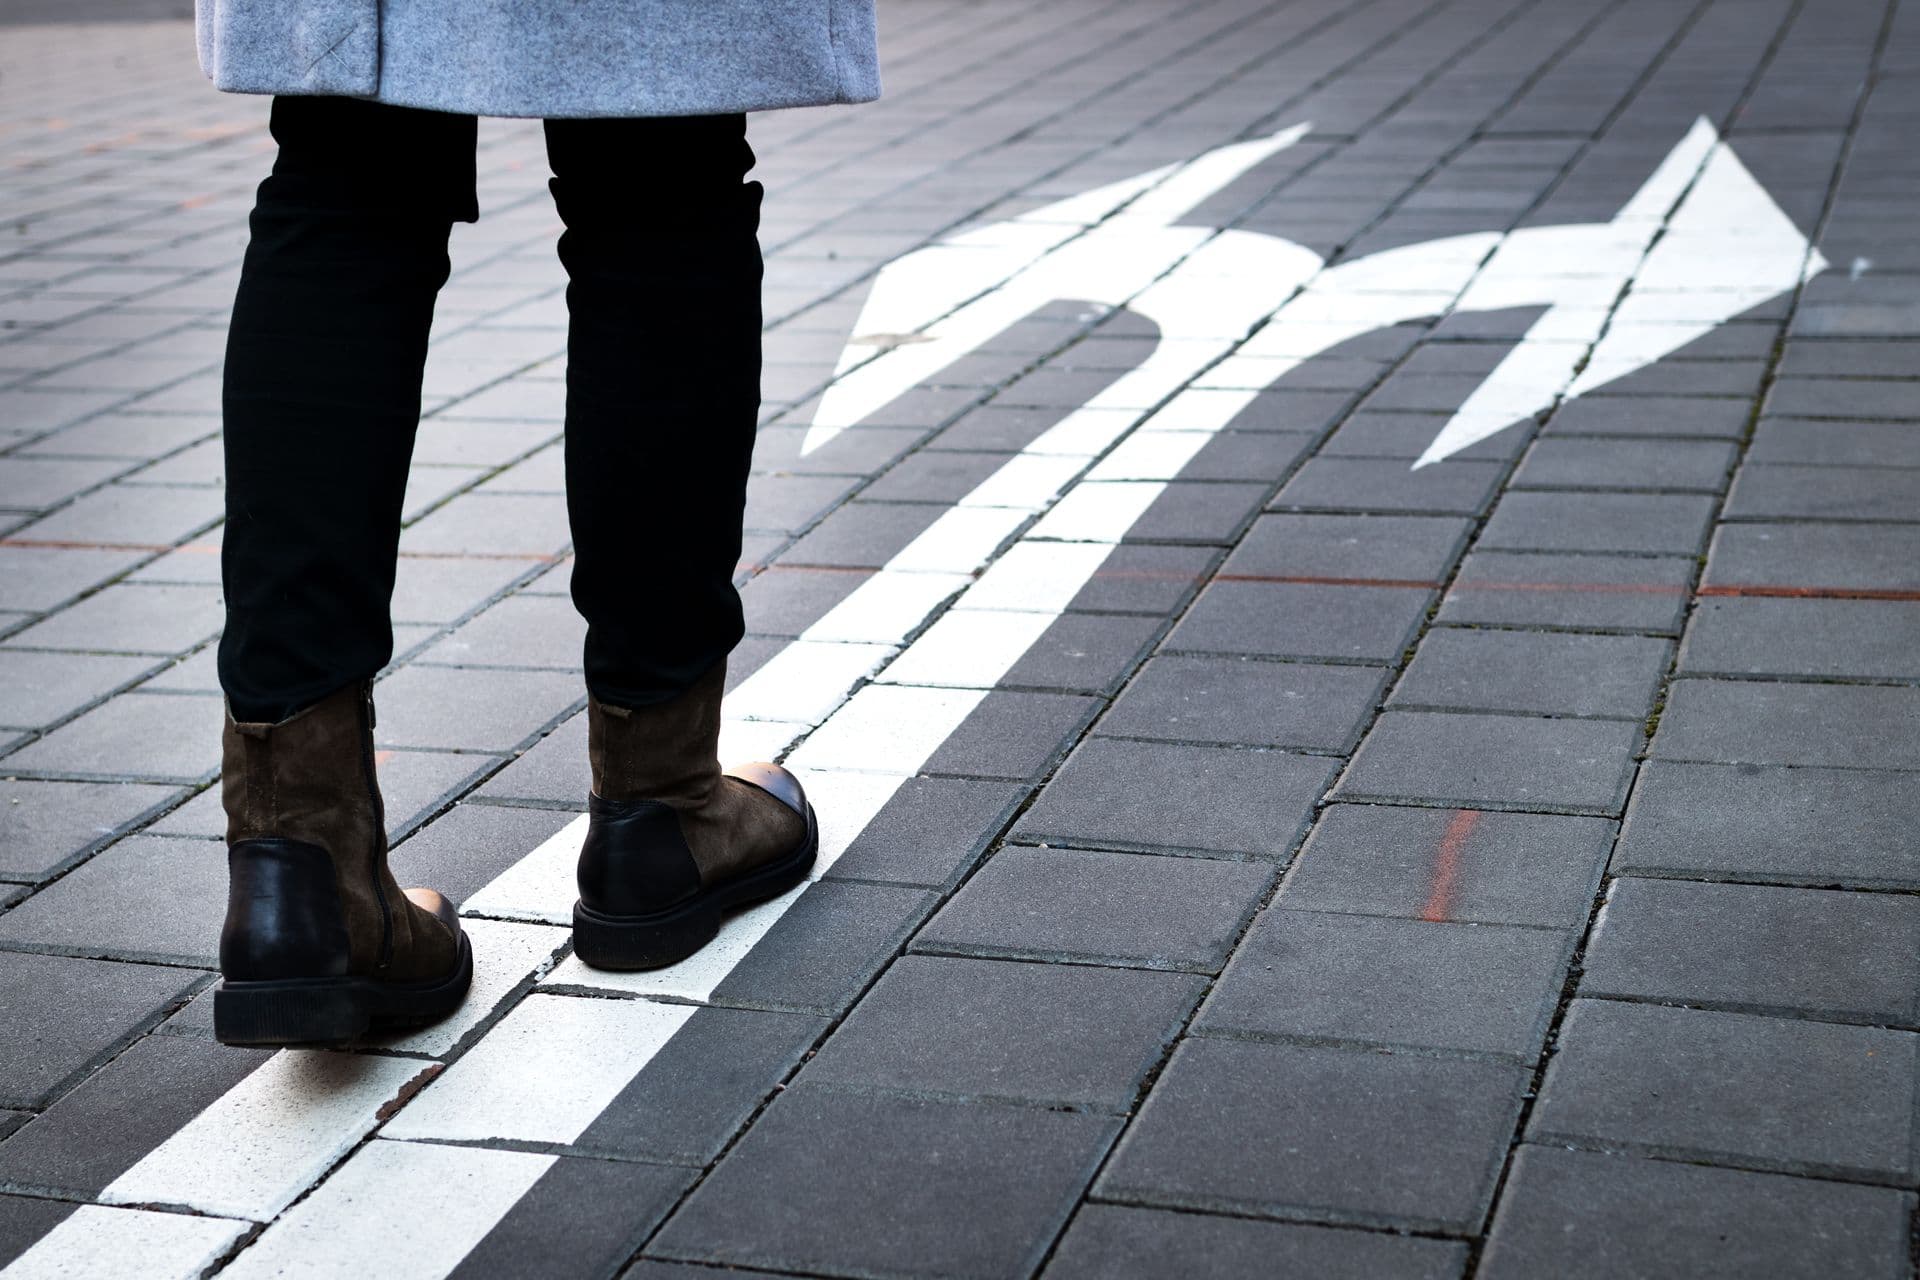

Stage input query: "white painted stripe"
[
  {"left": 883, "top": 505, "right": 1027, "bottom": 574},
  {"left": 464, "top": 815, "right": 587, "bottom": 925},
  {"left": 101, "top": 1052, "right": 432, "bottom": 1221},
  {"left": 0, "top": 1206, "right": 246, "bottom": 1280},
  {"left": 219, "top": 1142, "right": 553, "bottom": 1280},
  {"left": 784, "top": 684, "right": 991, "bottom": 777},
  {"left": 723, "top": 639, "right": 896, "bottom": 723},
  {"left": 799, "top": 570, "right": 971, "bottom": 644},
  {"left": 383, "top": 994, "right": 694, "bottom": 1145},
  {"left": 953, "top": 541, "right": 1118, "bottom": 614},
  {"left": 378, "top": 919, "right": 571, "bottom": 1057},
  {"left": 874, "top": 608, "right": 1057, "bottom": 690},
  {"left": 1026, "top": 480, "right": 1164, "bottom": 543}
]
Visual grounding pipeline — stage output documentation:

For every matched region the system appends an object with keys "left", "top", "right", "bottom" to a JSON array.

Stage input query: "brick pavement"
[{"left": 1, "top": 0, "right": 1917, "bottom": 1275}]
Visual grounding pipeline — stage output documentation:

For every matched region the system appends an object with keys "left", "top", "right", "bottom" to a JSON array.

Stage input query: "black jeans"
[{"left": 219, "top": 96, "right": 762, "bottom": 724}]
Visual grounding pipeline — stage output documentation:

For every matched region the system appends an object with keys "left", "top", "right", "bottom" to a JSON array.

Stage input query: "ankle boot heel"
[
  {"left": 213, "top": 979, "right": 368, "bottom": 1047},
  {"left": 571, "top": 898, "right": 722, "bottom": 971}
]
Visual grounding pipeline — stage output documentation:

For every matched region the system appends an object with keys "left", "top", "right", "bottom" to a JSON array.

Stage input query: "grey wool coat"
[{"left": 194, "top": 0, "right": 881, "bottom": 118}]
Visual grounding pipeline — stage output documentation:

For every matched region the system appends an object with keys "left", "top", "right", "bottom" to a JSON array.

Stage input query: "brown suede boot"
[
  {"left": 214, "top": 681, "right": 471, "bottom": 1046},
  {"left": 573, "top": 659, "right": 816, "bottom": 970}
]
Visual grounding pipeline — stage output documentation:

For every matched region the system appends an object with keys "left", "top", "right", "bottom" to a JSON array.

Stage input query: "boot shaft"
[{"left": 586, "top": 660, "right": 726, "bottom": 807}]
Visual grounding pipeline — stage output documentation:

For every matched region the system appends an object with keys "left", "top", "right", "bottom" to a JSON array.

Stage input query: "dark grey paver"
[
  {"left": 1271, "top": 457, "right": 1505, "bottom": 515},
  {"left": 1777, "top": 339, "right": 1920, "bottom": 379},
  {"left": 709, "top": 881, "right": 935, "bottom": 1015},
  {"left": 1616, "top": 760, "right": 1920, "bottom": 888},
  {"left": 1013, "top": 737, "right": 1335, "bottom": 858},
  {"left": 862, "top": 450, "right": 1016, "bottom": 504},
  {"left": 0, "top": 1196, "right": 76, "bottom": 1272},
  {"left": 1583, "top": 877, "right": 1920, "bottom": 1025},
  {"left": 450, "top": 1157, "right": 694, "bottom": 1280},
  {"left": 1001, "top": 613, "right": 1163, "bottom": 695},
  {"left": 1196, "top": 909, "right": 1568, "bottom": 1059},
  {"left": 1097, "top": 1038, "right": 1526, "bottom": 1231},
  {"left": 801, "top": 954, "right": 1201, "bottom": 1111},
  {"left": 650, "top": 1086, "right": 1116, "bottom": 1278},
  {"left": 0, "top": 546, "right": 145, "bottom": 614},
  {"left": 1045, "top": 1204, "right": 1466, "bottom": 1280},
  {"left": 470, "top": 712, "right": 588, "bottom": 806},
  {"left": 1125, "top": 482, "right": 1269, "bottom": 545},
  {"left": 1478, "top": 491, "right": 1716, "bottom": 555},
  {"left": 1480, "top": 1146, "right": 1914, "bottom": 1280},
  {"left": 1511, "top": 437, "right": 1737, "bottom": 491},
  {"left": 1651, "top": 678, "right": 1920, "bottom": 769},
  {"left": 1336, "top": 711, "right": 1640, "bottom": 815},
  {"left": 1166, "top": 580, "right": 1434, "bottom": 662},
  {"left": 0, "top": 778, "right": 179, "bottom": 881},
  {"left": 1280, "top": 804, "right": 1613, "bottom": 927},
  {"left": 738, "top": 566, "right": 867, "bottom": 637},
  {"left": 1171, "top": 431, "right": 1316, "bottom": 482},
  {"left": 0, "top": 951, "right": 199, "bottom": 1108},
  {"left": 1223, "top": 388, "right": 1361, "bottom": 434},
  {"left": 3, "top": 582, "right": 222, "bottom": 655},
  {"left": 418, "top": 593, "right": 585, "bottom": 669},
  {"left": 1528, "top": 1000, "right": 1918, "bottom": 1181},
  {"left": 1681, "top": 596, "right": 1920, "bottom": 679},
  {"left": 0, "top": 1032, "right": 267, "bottom": 1194},
  {"left": 1098, "top": 655, "right": 1384, "bottom": 750},
  {"left": 1542, "top": 394, "right": 1754, "bottom": 439},
  {"left": 1221, "top": 513, "right": 1472, "bottom": 584},
  {"left": 1392, "top": 629, "right": 1670, "bottom": 719},
  {"left": 1067, "top": 543, "right": 1218, "bottom": 615},
  {"left": 1320, "top": 410, "right": 1530, "bottom": 463},
  {"left": 1749, "top": 418, "right": 1920, "bottom": 467},
  {"left": 0, "top": 834, "right": 224, "bottom": 965},
  {"left": 373, "top": 665, "right": 581, "bottom": 753},
  {"left": 390, "top": 802, "right": 579, "bottom": 905},
  {"left": 924, "top": 690, "right": 1100, "bottom": 781},
  {"left": 1726, "top": 463, "right": 1920, "bottom": 521},
  {"left": 822, "top": 776, "right": 1027, "bottom": 889},
  {"left": 1438, "top": 551, "right": 1695, "bottom": 633},
  {"left": 1, "top": 691, "right": 224, "bottom": 782},
  {"left": 780, "top": 501, "right": 946, "bottom": 569},
  {"left": 1702, "top": 522, "right": 1920, "bottom": 593},
  {"left": 916, "top": 846, "right": 1272, "bottom": 973},
  {"left": 1766, "top": 376, "right": 1916, "bottom": 421}
]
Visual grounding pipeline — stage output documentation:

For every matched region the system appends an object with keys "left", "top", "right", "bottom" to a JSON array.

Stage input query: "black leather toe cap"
[{"left": 725, "top": 762, "right": 808, "bottom": 816}]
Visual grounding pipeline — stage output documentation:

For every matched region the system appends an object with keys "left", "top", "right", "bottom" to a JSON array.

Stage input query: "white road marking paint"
[
  {"left": 801, "top": 118, "right": 1824, "bottom": 471},
  {"left": 218, "top": 1142, "right": 553, "bottom": 1280},
  {"left": 37, "top": 116, "right": 1830, "bottom": 1278},
  {"left": 378, "top": 919, "right": 570, "bottom": 1057},
  {"left": 0, "top": 1206, "right": 246, "bottom": 1280}
]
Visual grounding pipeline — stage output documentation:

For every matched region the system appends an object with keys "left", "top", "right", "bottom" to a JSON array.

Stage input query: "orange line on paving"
[
  {"left": 1448, "top": 580, "right": 1688, "bottom": 596},
  {"left": 1698, "top": 584, "right": 1920, "bottom": 601},
  {"left": 1214, "top": 572, "right": 1439, "bottom": 589},
  {"left": 0, "top": 537, "right": 172, "bottom": 552},
  {"left": 1421, "top": 809, "right": 1480, "bottom": 924}
]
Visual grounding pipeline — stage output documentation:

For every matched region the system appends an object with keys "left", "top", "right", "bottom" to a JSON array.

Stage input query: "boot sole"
[
  {"left": 572, "top": 803, "right": 820, "bottom": 971},
  {"left": 213, "top": 932, "right": 475, "bottom": 1048}
]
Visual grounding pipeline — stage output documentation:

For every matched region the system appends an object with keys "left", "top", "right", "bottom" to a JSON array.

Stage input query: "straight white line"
[{"left": 0, "top": 1207, "right": 246, "bottom": 1280}]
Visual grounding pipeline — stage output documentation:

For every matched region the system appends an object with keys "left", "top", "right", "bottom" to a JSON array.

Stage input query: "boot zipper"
[{"left": 359, "top": 683, "right": 395, "bottom": 970}]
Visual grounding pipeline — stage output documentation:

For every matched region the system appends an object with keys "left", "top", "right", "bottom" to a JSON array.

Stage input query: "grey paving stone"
[
  {"left": 1097, "top": 1037, "right": 1526, "bottom": 1231},
  {"left": 571, "top": 1006, "right": 826, "bottom": 1165},
  {"left": 1511, "top": 438, "right": 1737, "bottom": 491},
  {"left": 1778, "top": 339, "right": 1920, "bottom": 379},
  {"left": 450, "top": 1156, "right": 694, "bottom": 1280},
  {"left": 0, "top": 650, "right": 154, "bottom": 729},
  {"left": 2, "top": 691, "right": 224, "bottom": 783},
  {"left": 751, "top": 424, "right": 926, "bottom": 475},
  {"left": 417, "top": 592, "right": 585, "bottom": 669},
  {"left": 1651, "top": 678, "right": 1920, "bottom": 769},
  {"left": 9, "top": 481, "right": 220, "bottom": 547},
  {"left": 1542, "top": 394, "right": 1754, "bottom": 439},
  {"left": 1044, "top": 1205, "right": 1466, "bottom": 1280},
  {"left": 373, "top": 665, "right": 581, "bottom": 753},
  {"left": 471, "top": 712, "right": 588, "bottom": 806},
  {"left": 390, "top": 802, "right": 579, "bottom": 905},
  {"left": 1337, "top": 711, "right": 1639, "bottom": 815},
  {"left": 1583, "top": 878, "right": 1920, "bottom": 1025},
  {"left": 861, "top": 450, "right": 1016, "bottom": 504},
  {"left": 650, "top": 1086, "right": 1116, "bottom": 1278},
  {"left": 1726, "top": 462, "right": 1920, "bottom": 522},
  {"left": 1480, "top": 1145, "right": 1914, "bottom": 1280},
  {"left": 0, "top": 834, "right": 224, "bottom": 965},
  {"left": 780, "top": 501, "right": 945, "bottom": 569},
  {"left": 1223, "top": 388, "right": 1361, "bottom": 434},
  {"left": 1165, "top": 580, "right": 1434, "bottom": 663},
  {"left": 801, "top": 954, "right": 1202, "bottom": 1111},
  {"left": 1271, "top": 457, "right": 1505, "bottom": 516},
  {"left": 1166, "top": 431, "right": 1316, "bottom": 482},
  {"left": 1001, "top": 612, "right": 1162, "bottom": 695},
  {"left": 923, "top": 690, "right": 1100, "bottom": 781},
  {"left": 1590, "top": 358, "right": 1769, "bottom": 400},
  {"left": 1013, "top": 737, "right": 1336, "bottom": 859},
  {"left": 1123, "top": 482, "right": 1269, "bottom": 546},
  {"left": 1766, "top": 376, "right": 1916, "bottom": 421},
  {"left": 0, "top": 1196, "right": 75, "bottom": 1271},
  {"left": 1478, "top": 491, "right": 1716, "bottom": 555},
  {"left": 1681, "top": 596, "right": 1920, "bottom": 679},
  {"left": 0, "top": 455, "right": 127, "bottom": 511},
  {"left": 1391, "top": 630, "right": 1671, "bottom": 719},
  {"left": 1616, "top": 761, "right": 1920, "bottom": 888},
  {"left": 1443, "top": 548, "right": 1697, "bottom": 633},
  {"left": 916, "top": 846, "right": 1271, "bottom": 973},
  {"left": 1221, "top": 513, "right": 1472, "bottom": 584},
  {"left": 1749, "top": 418, "right": 1920, "bottom": 468},
  {"left": 822, "top": 776, "right": 1027, "bottom": 890},
  {"left": 1280, "top": 805, "right": 1613, "bottom": 928},
  {"left": 710, "top": 881, "right": 935, "bottom": 1015},
  {"left": 0, "top": 951, "right": 198, "bottom": 1108},
  {"left": 738, "top": 565, "right": 867, "bottom": 637},
  {"left": 1097, "top": 655, "right": 1384, "bottom": 751},
  {"left": 390, "top": 554, "right": 538, "bottom": 625},
  {"left": 1702, "top": 522, "right": 1920, "bottom": 593},
  {"left": 925, "top": 406, "right": 1068, "bottom": 453},
  {"left": 0, "top": 1031, "right": 266, "bottom": 1195},
  {"left": 1319, "top": 410, "right": 1530, "bottom": 462},
  {"left": 399, "top": 492, "right": 570, "bottom": 559},
  {"left": 741, "top": 472, "right": 858, "bottom": 533},
  {"left": 0, "top": 778, "right": 179, "bottom": 881},
  {"left": 1528, "top": 1000, "right": 1918, "bottom": 1181},
  {"left": 1196, "top": 909, "right": 1568, "bottom": 1059},
  {"left": 0, "top": 546, "right": 144, "bottom": 614}
]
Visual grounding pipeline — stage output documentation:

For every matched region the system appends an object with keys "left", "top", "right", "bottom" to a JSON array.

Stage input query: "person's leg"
[
  {"left": 544, "top": 114, "right": 814, "bottom": 971},
  {"left": 213, "top": 95, "right": 477, "bottom": 1046}
]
